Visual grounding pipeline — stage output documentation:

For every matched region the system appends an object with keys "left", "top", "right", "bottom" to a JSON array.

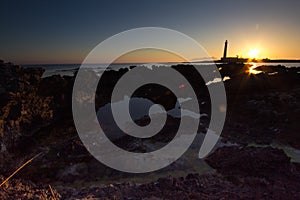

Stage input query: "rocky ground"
[
  {"left": 1, "top": 146, "right": 300, "bottom": 199},
  {"left": 0, "top": 60, "right": 299, "bottom": 199},
  {"left": 0, "top": 175, "right": 61, "bottom": 200}
]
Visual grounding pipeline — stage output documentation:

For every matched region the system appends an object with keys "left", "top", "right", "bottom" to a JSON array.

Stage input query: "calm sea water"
[{"left": 23, "top": 62, "right": 300, "bottom": 78}]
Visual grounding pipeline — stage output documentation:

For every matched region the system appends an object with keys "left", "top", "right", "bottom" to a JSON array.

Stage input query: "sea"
[{"left": 23, "top": 62, "right": 300, "bottom": 78}]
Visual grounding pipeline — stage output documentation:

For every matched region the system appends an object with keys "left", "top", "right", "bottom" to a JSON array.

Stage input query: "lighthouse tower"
[{"left": 223, "top": 40, "right": 228, "bottom": 59}]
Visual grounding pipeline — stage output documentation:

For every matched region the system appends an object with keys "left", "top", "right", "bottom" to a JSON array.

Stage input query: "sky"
[{"left": 1, "top": 0, "right": 300, "bottom": 64}]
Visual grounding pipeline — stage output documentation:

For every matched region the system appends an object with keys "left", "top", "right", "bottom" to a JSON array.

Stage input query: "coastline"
[{"left": 0, "top": 60, "right": 299, "bottom": 199}]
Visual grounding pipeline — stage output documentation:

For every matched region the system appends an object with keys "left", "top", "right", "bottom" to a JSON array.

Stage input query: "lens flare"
[{"left": 248, "top": 48, "right": 260, "bottom": 59}]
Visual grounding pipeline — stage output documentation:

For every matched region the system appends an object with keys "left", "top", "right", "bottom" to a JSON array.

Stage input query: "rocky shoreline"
[
  {"left": 0, "top": 60, "right": 299, "bottom": 199},
  {"left": 1, "top": 146, "right": 300, "bottom": 199}
]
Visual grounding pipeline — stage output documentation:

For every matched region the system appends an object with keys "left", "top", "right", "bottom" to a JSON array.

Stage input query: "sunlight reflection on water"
[{"left": 247, "top": 63, "right": 262, "bottom": 75}]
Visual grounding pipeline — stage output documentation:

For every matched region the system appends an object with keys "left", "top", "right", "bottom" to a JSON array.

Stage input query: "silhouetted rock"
[
  {"left": 0, "top": 62, "right": 53, "bottom": 154},
  {"left": 38, "top": 74, "right": 74, "bottom": 118},
  {"left": 205, "top": 146, "right": 295, "bottom": 178}
]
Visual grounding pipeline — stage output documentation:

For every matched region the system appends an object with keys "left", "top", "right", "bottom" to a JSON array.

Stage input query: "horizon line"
[{"left": 19, "top": 58, "right": 300, "bottom": 66}]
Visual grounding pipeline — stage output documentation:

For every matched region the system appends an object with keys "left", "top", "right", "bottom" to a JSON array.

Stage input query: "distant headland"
[
  {"left": 219, "top": 40, "right": 300, "bottom": 64},
  {"left": 191, "top": 40, "right": 300, "bottom": 64}
]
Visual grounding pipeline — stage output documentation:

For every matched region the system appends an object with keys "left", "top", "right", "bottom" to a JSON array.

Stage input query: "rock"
[
  {"left": 38, "top": 74, "right": 74, "bottom": 118},
  {"left": 0, "top": 62, "right": 54, "bottom": 153},
  {"left": 0, "top": 174, "right": 61, "bottom": 200},
  {"left": 205, "top": 146, "right": 293, "bottom": 177},
  {"left": 57, "top": 172, "right": 300, "bottom": 199},
  {"left": 0, "top": 86, "right": 5, "bottom": 95},
  {"left": 0, "top": 61, "right": 299, "bottom": 199}
]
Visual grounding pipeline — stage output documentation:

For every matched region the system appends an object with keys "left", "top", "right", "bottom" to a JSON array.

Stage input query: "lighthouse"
[
  {"left": 221, "top": 40, "right": 247, "bottom": 63},
  {"left": 223, "top": 40, "right": 228, "bottom": 59}
]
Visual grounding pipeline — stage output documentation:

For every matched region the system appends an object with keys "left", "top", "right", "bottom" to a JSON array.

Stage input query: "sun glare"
[
  {"left": 248, "top": 48, "right": 260, "bottom": 59},
  {"left": 247, "top": 65, "right": 262, "bottom": 75}
]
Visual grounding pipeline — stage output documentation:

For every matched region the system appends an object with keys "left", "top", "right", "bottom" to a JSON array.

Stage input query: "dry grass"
[
  {"left": 0, "top": 152, "right": 43, "bottom": 187},
  {"left": 48, "top": 184, "right": 57, "bottom": 200}
]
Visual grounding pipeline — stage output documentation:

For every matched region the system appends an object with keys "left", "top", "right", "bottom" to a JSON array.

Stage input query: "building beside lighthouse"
[{"left": 221, "top": 40, "right": 247, "bottom": 63}]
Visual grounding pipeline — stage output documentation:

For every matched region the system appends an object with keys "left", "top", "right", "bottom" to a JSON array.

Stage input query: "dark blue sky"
[{"left": 1, "top": 0, "right": 299, "bottom": 64}]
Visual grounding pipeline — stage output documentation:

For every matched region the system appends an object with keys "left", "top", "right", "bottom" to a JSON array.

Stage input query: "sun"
[{"left": 248, "top": 48, "right": 260, "bottom": 59}]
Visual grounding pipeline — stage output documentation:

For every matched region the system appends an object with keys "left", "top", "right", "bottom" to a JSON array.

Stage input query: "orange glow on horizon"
[{"left": 112, "top": 48, "right": 187, "bottom": 64}]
